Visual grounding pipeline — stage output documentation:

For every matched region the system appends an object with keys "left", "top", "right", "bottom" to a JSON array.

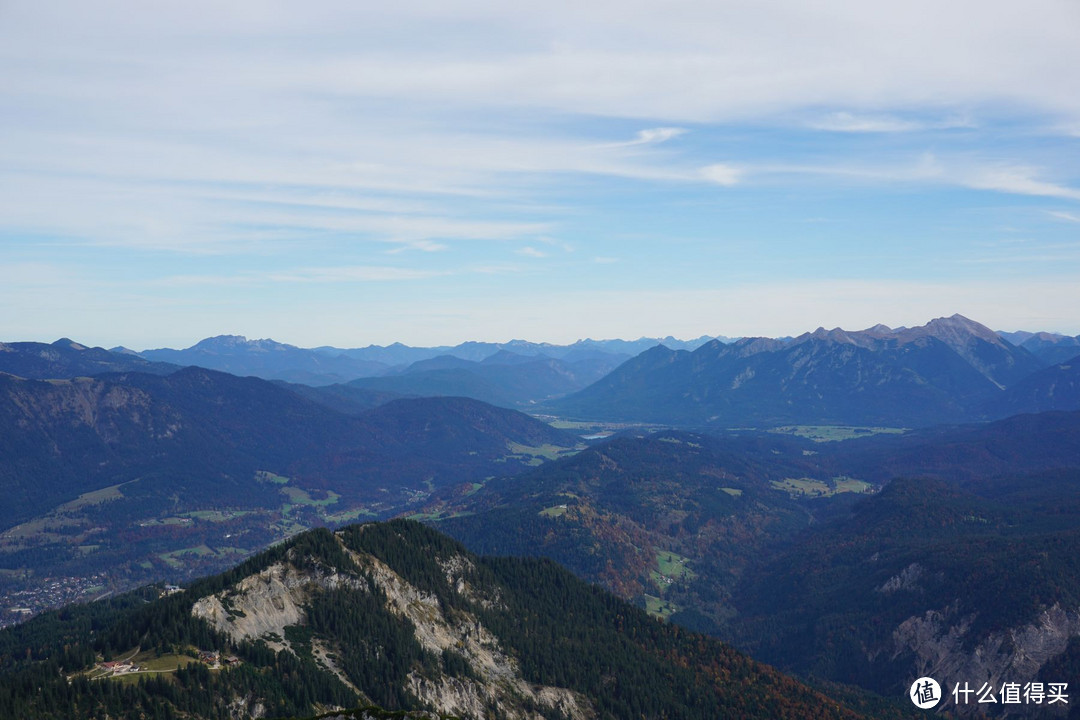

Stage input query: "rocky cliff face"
[
  {"left": 192, "top": 562, "right": 365, "bottom": 652},
  {"left": 192, "top": 535, "right": 593, "bottom": 720},
  {"left": 890, "top": 601, "right": 1080, "bottom": 717}
]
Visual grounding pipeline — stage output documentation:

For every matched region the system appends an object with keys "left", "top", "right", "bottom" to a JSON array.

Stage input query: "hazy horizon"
[{"left": 7, "top": 310, "right": 1075, "bottom": 353}]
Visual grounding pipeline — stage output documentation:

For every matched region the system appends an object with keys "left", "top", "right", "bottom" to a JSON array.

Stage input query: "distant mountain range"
[
  {"left": 6, "top": 316, "right": 1079, "bottom": 424},
  {"left": 136, "top": 335, "right": 390, "bottom": 385},
  {"left": 344, "top": 352, "right": 627, "bottom": 407},
  {"left": 551, "top": 314, "right": 1072, "bottom": 427},
  {"left": 998, "top": 330, "right": 1080, "bottom": 365},
  {"left": 132, "top": 334, "right": 720, "bottom": 386}
]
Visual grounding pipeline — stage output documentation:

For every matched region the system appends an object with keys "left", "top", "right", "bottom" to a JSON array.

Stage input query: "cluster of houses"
[
  {"left": 197, "top": 650, "right": 240, "bottom": 668},
  {"left": 93, "top": 650, "right": 240, "bottom": 678},
  {"left": 159, "top": 584, "right": 184, "bottom": 598},
  {"left": 99, "top": 660, "right": 140, "bottom": 676}
]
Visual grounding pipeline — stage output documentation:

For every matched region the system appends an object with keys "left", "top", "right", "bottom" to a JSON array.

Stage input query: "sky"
[{"left": 2, "top": 0, "right": 1080, "bottom": 349}]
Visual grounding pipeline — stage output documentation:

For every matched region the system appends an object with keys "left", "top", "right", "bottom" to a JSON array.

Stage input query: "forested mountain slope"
[{"left": 0, "top": 521, "right": 886, "bottom": 720}]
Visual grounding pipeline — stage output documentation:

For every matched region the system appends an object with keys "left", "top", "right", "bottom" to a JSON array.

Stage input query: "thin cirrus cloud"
[
  {"left": 961, "top": 167, "right": 1080, "bottom": 203},
  {"left": 745, "top": 154, "right": 1080, "bottom": 205},
  {"left": 267, "top": 266, "right": 449, "bottom": 283},
  {"left": 806, "top": 112, "right": 976, "bottom": 133},
  {"left": 157, "top": 266, "right": 450, "bottom": 288}
]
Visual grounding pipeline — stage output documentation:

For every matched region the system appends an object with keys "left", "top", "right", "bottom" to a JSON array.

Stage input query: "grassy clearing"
[
  {"left": 280, "top": 487, "right": 340, "bottom": 508},
  {"left": 404, "top": 511, "right": 443, "bottom": 521},
  {"left": 772, "top": 478, "right": 830, "bottom": 496},
  {"left": 768, "top": 425, "right": 907, "bottom": 442},
  {"left": 655, "top": 550, "right": 696, "bottom": 583},
  {"left": 544, "top": 419, "right": 599, "bottom": 430},
  {"left": 108, "top": 654, "right": 199, "bottom": 687},
  {"left": 56, "top": 482, "right": 133, "bottom": 512},
  {"left": 539, "top": 505, "right": 568, "bottom": 518},
  {"left": 255, "top": 471, "right": 290, "bottom": 485},
  {"left": 2, "top": 481, "right": 142, "bottom": 546},
  {"left": 180, "top": 510, "right": 254, "bottom": 522},
  {"left": 832, "top": 477, "right": 874, "bottom": 493},
  {"left": 720, "top": 487, "right": 742, "bottom": 497},
  {"left": 771, "top": 476, "right": 875, "bottom": 498},
  {"left": 644, "top": 594, "right": 680, "bottom": 620},
  {"left": 1, "top": 515, "right": 83, "bottom": 541},
  {"left": 658, "top": 437, "right": 702, "bottom": 448},
  {"left": 159, "top": 545, "right": 218, "bottom": 568},
  {"left": 273, "top": 520, "right": 310, "bottom": 538},
  {"left": 506, "top": 441, "right": 579, "bottom": 460},
  {"left": 137, "top": 652, "right": 197, "bottom": 672}
]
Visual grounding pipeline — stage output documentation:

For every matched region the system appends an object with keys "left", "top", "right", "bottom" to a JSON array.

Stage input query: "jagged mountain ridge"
[
  {"left": 0, "top": 520, "right": 875, "bottom": 720},
  {"left": 551, "top": 315, "right": 1047, "bottom": 427}
]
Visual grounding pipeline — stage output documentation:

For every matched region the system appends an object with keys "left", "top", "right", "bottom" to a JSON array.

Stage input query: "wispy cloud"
[
  {"left": 962, "top": 166, "right": 1080, "bottom": 202},
  {"left": 614, "top": 127, "right": 687, "bottom": 146},
  {"left": 267, "top": 266, "right": 447, "bottom": 282},
  {"left": 746, "top": 155, "right": 1080, "bottom": 204},
  {"left": 809, "top": 112, "right": 927, "bottom": 133},
  {"left": 385, "top": 240, "right": 450, "bottom": 254},
  {"left": 157, "top": 266, "right": 448, "bottom": 287},
  {"left": 807, "top": 112, "right": 975, "bottom": 133},
  {"left": 699, "top": 164, "right": 743, "bottom": 186},
  {"left": 517, "top": 246, "right": 547, "bottom": 258},
  {"left": 1047, "top": 211, "right": 1080, "bottom": 223}
]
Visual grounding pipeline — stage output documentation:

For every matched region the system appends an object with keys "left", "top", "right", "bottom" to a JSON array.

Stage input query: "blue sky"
[{"left": 2, "top": 0, "right": 1079, "bottom": 348}]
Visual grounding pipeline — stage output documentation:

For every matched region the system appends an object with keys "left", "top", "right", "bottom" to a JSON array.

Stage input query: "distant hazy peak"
[
  {"left": 191, "top": 334, "right": 249, "bottom": 348},
  {"left": 185, "top": 335, "right": 300, "bottom": 353},
  {"left": 896, "top": 313, "right": 1003, "bottom": 347}
]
